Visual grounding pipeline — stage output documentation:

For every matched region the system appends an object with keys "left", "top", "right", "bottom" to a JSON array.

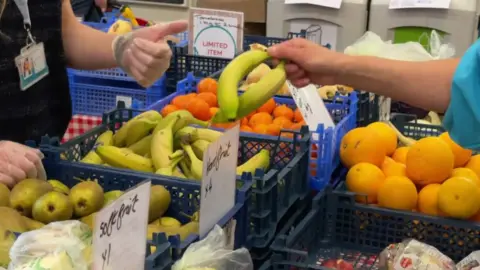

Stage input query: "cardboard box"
[{"left": 196, "top": 0, "right": 266, "bottom": 23}]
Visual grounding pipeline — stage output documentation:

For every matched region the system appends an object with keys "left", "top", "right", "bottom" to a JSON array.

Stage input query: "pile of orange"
[{"left": 160, "top": 78, "right": 307, "bottom": 137}]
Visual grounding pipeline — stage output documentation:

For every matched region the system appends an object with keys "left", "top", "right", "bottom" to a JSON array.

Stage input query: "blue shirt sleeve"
[{"left": 443, "top": 39, "right": 480, "bottom": 150}]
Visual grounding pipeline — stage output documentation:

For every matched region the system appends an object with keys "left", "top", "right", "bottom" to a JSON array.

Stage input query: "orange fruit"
[
  {"left": 438, "top": 177, "right": 480, "bottom": 219},
  {"left": 249, "top": 112, "right": 273, "bottom": 126},
  {"left": 290, "top": 120, "right": 306, "bottom": 130},
  {"left": 392, "top": 147, "right": 409, "bottom": 164},
  {"left": 273, "top": 105, "right": 294, "bottom": 121},
  {"left": 381, "top": 161, "right": 407, "bottom": 177},
  {"left": 418, "top": 184, "right": 444, "bottom": 216},
  {"left": 186, "top": 98, "right": 211, "bottom": 121},
  {"left": 266, "top": 124, "right": 281, "bottom": 136},
  {"left": 241, "top": 117, "right": 249, "bottom": 126},
  {"left": 406, "top": 137, "right": 454, "bottom": 185},
  {"left": 451, "top": 167, "right": 480, "bottom": 187},
  {"left": 346, "top": 162, "right": 386, "bottom": 204},
  {"left": 240, "top": 125, "right": 253, "bottom": 132},
  {"left": 273, "top": 116, "right": 293, "bottom": 129},
  {"left": 186, "top": 93, "right": 197, "bottom": 98},
  {"left": 209, "top": 107, "right": 219, "bottom": 119},
  {"left": 470, "top": 210, "right": 480, "bottom": 222},
  {"left": 197, "top": 78, "right": 218, "bottom": 94},
  {"left": 378, "top": 176, "right": 418, "bottom": 211},
  {"left": 197, "top": 92, "right": 217, "bottom": 108},
  {"left": 439, "top": 132, "right": 472, "bottom": 168},
  {"left": 339, "top": 127, "right": 387, "bottom": 168},
  {"left": 253, "top": 124, "right": 268, "bottom": 134},
  {"left": 294, "top": 108, "right": 303, "bottom": 123},
  {"left": 367, "top": 122, "right": 398, "bottom": 156},
  {"left": 465, "top": 154, "right": 480, "bottom": 179},
  {"left": 171, "top": 95, "right": 192, "bottom": 110},
  {"left": 160, "top": 104, "right": 178, "bottom": 117},
  {"left": 257, "top": 98, "right": 276, "bottom": 114}
]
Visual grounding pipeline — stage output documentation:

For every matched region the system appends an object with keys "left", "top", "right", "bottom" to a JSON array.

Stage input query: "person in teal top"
[{"left": 268, "top": 38, "right": 475, "bottom": 149}]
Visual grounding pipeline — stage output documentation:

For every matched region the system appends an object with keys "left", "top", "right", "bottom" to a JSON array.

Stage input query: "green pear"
[
  {"left": 32, "top": 191, "right": 73, "bottom": 224},
  {"left": 20, "top": 216, "right": 44, "bottom": 231},
  {"left": 0, "top": 225, "right": 16, "bottom": 267},
  {"left": 79, "top": 212, "right": 96, "bottom": 230},
  {"left": 69, "top": 181, "right": 104, "bottom": 217},
  {"left": 148, "top": 185, "right": 171, "bottom": 223},
  {"left": 0, "top": 183, "right": 9, "bottom": 207},
  {"left": 47, "top": 179, "right": 70, "bottom": 195},
  {"left": 0, "top": 207, "right": 28, "bottom": 233},
  {"left": 103, "top": 190, "right": 124, "bottom": 207},
  {"left": 151, "top": 217, "right": 181, "bottom": 229},
  {"left": 9, "top": 179, "right": 53, "bottom": 217}
]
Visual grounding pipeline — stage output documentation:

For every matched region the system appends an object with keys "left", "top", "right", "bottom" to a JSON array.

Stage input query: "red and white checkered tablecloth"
[{"left": 62, "top": 114, "right": 102, "bottom": 143}]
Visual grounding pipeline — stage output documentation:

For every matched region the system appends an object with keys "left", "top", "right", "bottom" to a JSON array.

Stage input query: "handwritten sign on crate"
[
  {"left": 199, "top": 124, "right": 240, "bottom": 238},
  {"left": 93, "top": 181, "right": 151, "bottom": 270},
  {"left": 188, "top": 7, "right": 244, "bottom": 59}
]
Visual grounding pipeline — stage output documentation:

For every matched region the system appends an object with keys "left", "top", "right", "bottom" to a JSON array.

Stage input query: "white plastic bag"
[
  {"left": 172, "top": 225, "right": 253, "bottom": 270},
  {"left": 344, "top": 30, "right": 455, "bottom": 61},
  {"left": 8, "top": 221, "right": 92, "bottom": 270}
]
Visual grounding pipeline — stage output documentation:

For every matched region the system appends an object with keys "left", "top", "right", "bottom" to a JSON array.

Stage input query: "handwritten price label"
[
  {"left": 93, "top": 181, "right": 151, "bottom": 270},
  {"left": 288, "top": 81, "right": 335, "bottom": 132},
  {"left": 199, "top": 124, "right": 239, "bottom": 238}
]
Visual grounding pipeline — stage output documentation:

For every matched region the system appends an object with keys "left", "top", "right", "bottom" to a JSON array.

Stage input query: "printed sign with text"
[
  {"left": 199, "top": 124, "right": 240, "bottom": 237},
  {"left": 389, "top": 0, "right": 450, "bottom": 9},
  {"left": 93, "top": 181, "right": 151, "bottom": 270},
  {"left": 288, "top": 81, "right": 335, "bottom": 137},
  {"left": 188, "top": 8, "right": 244, "bottom": 59},
  {"left": 285, "top": 0, "right": 342, "bottom": 9}
]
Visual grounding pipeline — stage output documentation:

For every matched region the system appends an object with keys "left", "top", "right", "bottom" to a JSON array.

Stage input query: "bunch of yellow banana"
[
  {"left": 76, "top": 108, "right": 271, "bottom": 182},
  {"left": 212, "top": 46, "right": 287, "bottom": 123},
  {"left": 107, "top": 19, "right": 133, "bottom": 35}
]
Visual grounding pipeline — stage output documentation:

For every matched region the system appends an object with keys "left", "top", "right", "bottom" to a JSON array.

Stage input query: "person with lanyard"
[
  {"left": 0, "top": 0, "right": 187, "bottom": 187},
  {"left": 267, "top": 38, "right": 476, "bottom": 150}
]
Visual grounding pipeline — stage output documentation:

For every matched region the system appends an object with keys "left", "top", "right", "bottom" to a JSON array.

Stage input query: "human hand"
[
  {"left": 113, "top": 20, "right": 188, "bottom": 87},
  {"left": 267, "top": 38, "right": 348, "bottom": 88},
  {"left": 0, "top": 141, "right": 46, "bottom": 188}
]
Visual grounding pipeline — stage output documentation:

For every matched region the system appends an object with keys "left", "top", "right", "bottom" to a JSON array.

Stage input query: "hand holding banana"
[
  {"left": 112, "top": 20, "right": 188, "bottom": 88},
  {"left": 213, "top": 47, "right": 287, "bottom": 123}
]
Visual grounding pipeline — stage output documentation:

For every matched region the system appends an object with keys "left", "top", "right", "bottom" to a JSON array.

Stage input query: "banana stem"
[{"left": 169, "top": 150, "right": 184, "bottom": 160}]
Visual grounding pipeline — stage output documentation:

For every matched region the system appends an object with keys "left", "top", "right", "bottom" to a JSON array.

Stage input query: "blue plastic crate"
[
  {"left": 41, "top": 101, "right": 310, "bottom": 249},
  {"left": 243, "top": 32, "right": 305, "bottom": 51},
  {"left": 149, "top": 73, "right": 357, "bottom": 192},
  {"left": 37, "top": 148, "right": 250, "bottom": 270},
  {"left": 269, "top": 185, "right": 480, "bottom": 269},
  {"left": 68, "top": 72, "right": 167, "bottom": 116}
]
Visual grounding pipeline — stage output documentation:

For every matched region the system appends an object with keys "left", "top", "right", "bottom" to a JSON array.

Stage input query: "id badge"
[{"left": 15, "top": 42, "right": 49, "bottom": 91}]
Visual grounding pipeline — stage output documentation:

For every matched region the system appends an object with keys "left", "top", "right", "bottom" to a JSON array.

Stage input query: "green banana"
[
  {"left": 217, "top": 49, "right": 271, "bottom": 121},
  {"left": 181, "top": 143, "right": 203, "bottom": 180},
  {"left": 179, "top": 159, "right": 194, "bottom": 179},
  {"left": 236, "top": 149, "right": 270, "bottom": 176},
  {"left": 191, "top": 140, "right": 210, "bottom": 160},
  {"left": 213, "top": 62, "right": 286, "bottom": 123},
  {"left": 151, "top": 114, "right": 180, "bottom": 170},
  {"left": 96, "top": 145, "right": 155, "bottom": 172},
  {"left": 80, "top": 130, "right": 114, "bottom": 164},
  {"left": 153, "top": 110, "right": 208, "bottom": 134},
  {"left": 113, "top": 110, "right": 162, "bottom": 147},
  {"left": 128, "top": 134, "right": 152, "bottom": 156},
  {"left": 125, "top": 118, "right": 159, "bottom": 146},
  {"left": 174, "top": 127, "right": 223, "bottom": 145},
  {"left": 155, "top": 154, "right": 184, "bottom": 176}
]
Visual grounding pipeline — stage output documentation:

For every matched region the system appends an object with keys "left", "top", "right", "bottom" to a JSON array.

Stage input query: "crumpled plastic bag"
[
  {"left": 7, "top": 220, "right": 92, "bottom": 270},
  {"left": 344, "top": 30, "right": 455, "bottom": 60},
  {"left": 172, "top": 225, "right": 253, "bottom": 270}
]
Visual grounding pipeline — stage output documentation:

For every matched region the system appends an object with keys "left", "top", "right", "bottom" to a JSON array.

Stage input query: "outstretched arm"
[
  {"left": 61, "top": 0, "right": 117, "bottom": 70},
  {"left": 338, "top": 56, "right": 459, "bottom": 113}
]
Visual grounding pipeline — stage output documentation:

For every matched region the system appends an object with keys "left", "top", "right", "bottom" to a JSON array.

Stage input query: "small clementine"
[
  {"left": 294, "top": 108, "right": 303, "bottom": 123},
  {"left": 171, "top": 95, "right": 191, "bottom": 109},
  {"left": 197, "top": 78, "right": 218, "bottom": 94},
  {"left": 257, "top": 98, "right": 276, "bottom": 114},
  {"left": 273, "top": 105, "right": 294, "bottom": 121},
  {"left": 160, "top": 104, "right": 178, "bottom": 117},
  {"left": 186, "top": 98, "right": 210, "bottom": 121},
  {"left": 273, "top": 116, "right": 293, "bottom": 129},
  {"left": 197, "top": 92, "right": 217, "bottom": 107},
  {"left": 249, "top": 112, "right": 273, "bottom": 126}
]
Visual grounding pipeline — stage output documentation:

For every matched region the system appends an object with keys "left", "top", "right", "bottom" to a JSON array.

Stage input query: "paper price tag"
[
  {"left": 93, "top": 181, "right": 151, "bottom": 270},
  {"left": 188, "top": 8, "right": 244, "bottom": 59},
  {"left": 285, "top": 0, "right": 342, "bottom": 9},
  {"left": 288, "top": 81, "right": 335, "bottom": 133},
  {"left": 199, "top": 124, "right": 239, "bottom": 238},
  {"left": 389, "top": 0, "right": 450, "bottom": 9}
]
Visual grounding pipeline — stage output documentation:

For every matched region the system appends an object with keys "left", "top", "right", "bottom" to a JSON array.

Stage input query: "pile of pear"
[
  {"left": 0, "top": 178, "right": 200, "bottom": 254},
  {"left": 78, "top": 109, "right": 271, "bottom": 181}
]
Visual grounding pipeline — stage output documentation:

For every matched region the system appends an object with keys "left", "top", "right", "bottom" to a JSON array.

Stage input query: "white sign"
[
  {"left": 288, "top": 81, "right": 335, "bottom": 133},
  {"left": 389, "top": 0, "right": 450, "bottom": 9},
  {"left": 188, "top": 8, "right": 244, "bottom": 59},
  {"left": 285, "top": 0, "right": 342, "bottom": 9},
  {"left": 116, "top": 95, "right": 132, "bottom": 108},
  {"left": 289, "top": 21, "right": 338, "bottom": 51},
  {"left": 199, "top": 124, "right": 239, "bottom": 237},
  {"left": 93, "top": 181, "right": 151, "bottom": 270}
]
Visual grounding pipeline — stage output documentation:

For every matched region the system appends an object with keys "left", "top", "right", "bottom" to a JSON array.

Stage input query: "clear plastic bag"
[
  {"left": 172, "top": 225, "right": 253, "bottom": 270},
  {"left": 8, "top": 220, "right": 92, "bottom": 270},
  {"left": 343, "top": 30, "right": 455, "bottom": 61}
]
